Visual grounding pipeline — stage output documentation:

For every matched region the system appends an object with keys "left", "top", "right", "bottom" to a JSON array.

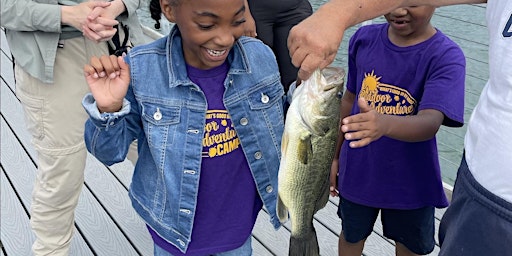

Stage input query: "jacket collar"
[{"left": 165, "top": 26, "right": 252, "bottom": 88}]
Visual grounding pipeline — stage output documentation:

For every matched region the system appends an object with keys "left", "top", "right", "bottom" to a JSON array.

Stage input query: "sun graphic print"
[
  {"left": 359, "top": 70, "right": 381, "bottom": 100},
  {"left": 363, "top": 70, "right": 381, "bottom": 91}
]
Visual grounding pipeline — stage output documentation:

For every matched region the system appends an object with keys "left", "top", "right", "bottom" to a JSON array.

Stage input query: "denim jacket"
[{"left": 83, "top": 27, "right": 285, "bottom": 252}]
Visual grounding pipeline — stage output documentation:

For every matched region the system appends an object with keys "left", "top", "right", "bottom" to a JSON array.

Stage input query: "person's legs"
[
  {"left": 338, "top": 233, "right": 365, "bottom": 256},
  {"left": 153, "top": 236, "right": 252, "bottom": 256},
  {"left": 381, "top": 206, "right": 435, "bottom": 256},
  {"left": 214, "top": 236, "right": 252, "bottom": 256},
  {"left": 15, "top": 36, "right": 108, "bottom": 256},
  {"left": 154, "top": 243, "right": 173, "bottom": 256},
  {"left": 337, "top": 197, "right": 378, "bottom": 256},
  {"left": 439, "top": 154, "right": 512, "bottom": 256}
]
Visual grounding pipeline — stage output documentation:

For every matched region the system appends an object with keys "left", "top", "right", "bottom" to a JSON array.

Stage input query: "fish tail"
[
  {"left": 289, "top": 228, "right": 320, "bottom": 256},
  {"left": 277, "top": 194, "right": 289, "bottom": 223}
]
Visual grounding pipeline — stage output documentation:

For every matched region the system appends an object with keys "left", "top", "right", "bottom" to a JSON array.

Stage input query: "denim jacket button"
[
  {"left": 240, "top": 117, "right": 248, "bottom": 126},
  {"left": 254, "top": 151, "right": 262, "bottom": 159},
  {"left": 265, "top": 185, "right": 273, "bottom": 193},
  {"left": 153, "top": 107, "right": 162, "bottom": 120},
  {"left": 261, "top": 93, "right": 269, "bottom": 103}
]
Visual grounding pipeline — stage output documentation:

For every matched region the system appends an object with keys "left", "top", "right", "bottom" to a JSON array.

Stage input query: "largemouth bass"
[{"left": 277, "top": 67, "right": 345, "bottom": 256}]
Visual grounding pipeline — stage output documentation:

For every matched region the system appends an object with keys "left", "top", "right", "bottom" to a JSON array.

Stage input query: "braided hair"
[{"left": 149, "top": 0, "right": 162, "bottom": 29}]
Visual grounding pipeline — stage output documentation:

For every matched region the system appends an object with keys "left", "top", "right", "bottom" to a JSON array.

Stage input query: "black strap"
[{"left": 108, "top": 24, "right": 130, "bottom": 56}]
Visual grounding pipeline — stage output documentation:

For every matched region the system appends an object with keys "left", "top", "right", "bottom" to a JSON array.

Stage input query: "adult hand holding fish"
[{"left": 277, "top": 67, "right": 345, "bottom": 256}]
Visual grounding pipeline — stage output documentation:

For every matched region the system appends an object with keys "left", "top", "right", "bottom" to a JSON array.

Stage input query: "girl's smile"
[{"left": 161, "top": 0, "right": 246, "bottom": 70}]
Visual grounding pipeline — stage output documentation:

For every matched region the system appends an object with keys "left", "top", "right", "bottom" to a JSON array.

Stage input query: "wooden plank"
[
  {"left": 83, "top": 154, "right": 154, "bottom": 255},
  {"left": 252, "top": 211, "right": 290, "bottom": 256},
  {"left": 251, "top": 237, "right": 275, "bottom": 256},
  {"left": 1, "top": 50, "right": 15, "bottom": 91},
  {"left": 1, "top": 29, "right": 15, "bottom": 92},
  {"left": 1, "top": 168, "right": 34, "bottom": 256},
  {"left": 0, "top": 27, "right": 11, "bottom": 57}
]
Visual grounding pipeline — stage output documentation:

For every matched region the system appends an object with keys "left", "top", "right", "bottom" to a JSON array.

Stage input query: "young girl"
[
  {"left": 329, "top": 6, "right": 465, "bottom": 256},
  {"left": 82, "top": 0, "right": 285, "bottom": 254}
]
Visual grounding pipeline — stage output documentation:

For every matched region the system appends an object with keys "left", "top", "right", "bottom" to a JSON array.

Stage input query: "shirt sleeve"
[
  {"left": 1, "top": 0, "right": 62, "bottom": 32},
  {"left": 419, "top": 39, "right": 466, "bottom": 128}
]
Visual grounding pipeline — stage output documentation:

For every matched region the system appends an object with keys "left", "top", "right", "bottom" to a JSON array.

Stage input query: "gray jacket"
[{"left": 0, "top": 0, "right": 148, "bottom": 83}]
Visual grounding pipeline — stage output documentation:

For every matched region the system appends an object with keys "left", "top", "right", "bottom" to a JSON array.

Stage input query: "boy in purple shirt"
[{"left": 329, "top": 6, "right": 465, "bottom": 256}]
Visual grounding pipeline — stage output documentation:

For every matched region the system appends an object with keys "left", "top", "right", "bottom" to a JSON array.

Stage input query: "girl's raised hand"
[{"left": 84, "top": 55, "right": 130, "bottom": 113}]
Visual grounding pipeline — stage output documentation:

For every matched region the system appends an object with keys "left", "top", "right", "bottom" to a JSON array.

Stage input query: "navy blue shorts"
[
  {"left": 338, "top": 197, "right": 435, "bottom": 255},
  {"left": 439, "top": 154, "right": 512, "bottom": 256}
]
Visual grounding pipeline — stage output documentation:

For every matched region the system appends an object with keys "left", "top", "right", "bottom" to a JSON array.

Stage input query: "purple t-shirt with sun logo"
[
  {"left": 338, "top": 23, "right": 465, "bottom": 209},
  {"left": 149, "top": 62, "right": 262, "bottom": 255}
]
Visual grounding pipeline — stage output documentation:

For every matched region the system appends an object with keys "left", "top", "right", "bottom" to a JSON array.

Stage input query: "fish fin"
[
  {"left": 277, "top": 194, "right": 289, "bottom": 223},
  {"left": 297, "top": 132, "right": 312, "bottom": 165},
  {"left": 289, "top": 228, "right": 320, "bottom": 256}
]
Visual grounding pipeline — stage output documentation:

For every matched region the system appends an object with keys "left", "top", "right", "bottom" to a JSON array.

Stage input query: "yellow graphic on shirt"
[
  {"left": 202, "top": 110, "right": 241, "bottom": 158},
  {"left": 359, "top": 70, "right": 417, "bottom": 115}
]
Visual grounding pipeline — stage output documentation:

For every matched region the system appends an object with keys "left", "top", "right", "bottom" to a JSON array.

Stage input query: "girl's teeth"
[{"left": 207, "top": 49, "right": 226, "bottom": 57}]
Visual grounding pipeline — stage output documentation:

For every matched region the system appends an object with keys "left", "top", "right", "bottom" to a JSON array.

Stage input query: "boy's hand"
[
  {"left": 329, "top": 159, "right": 339, "bottom": 197},
  {"left": 84, "top": 55, "right": 130, "bottom": 113},
  {"left": 341, "top": 97, "right": 385, "bottom": 148}
]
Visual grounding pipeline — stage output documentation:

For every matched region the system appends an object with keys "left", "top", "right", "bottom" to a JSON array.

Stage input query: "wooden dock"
[{"left": 1, "top": 3, "right": 487, "bottom": 256}]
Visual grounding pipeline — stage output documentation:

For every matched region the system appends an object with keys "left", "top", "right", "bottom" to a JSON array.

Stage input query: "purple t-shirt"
[
  {"left": 338, "top": 23, "right": 465, "bottom": 209},
  {"left": 149, "top": 62, "right": 263, "bottom": 255}
]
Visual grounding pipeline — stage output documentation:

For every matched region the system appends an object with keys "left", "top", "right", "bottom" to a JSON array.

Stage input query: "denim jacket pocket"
[
  {"left": 246, "top": 85, "right": 285, "bottom": 127},
  {"left": 141, "top": 102, "right": 181, "bottom": 148}
]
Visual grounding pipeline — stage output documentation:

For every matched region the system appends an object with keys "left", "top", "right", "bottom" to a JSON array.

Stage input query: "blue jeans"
[{"left": 153, "top": 237, "right": 252, "bottom": 256}]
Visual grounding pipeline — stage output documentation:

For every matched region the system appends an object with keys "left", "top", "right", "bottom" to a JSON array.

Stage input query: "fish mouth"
[{"left": 320, "top": 67, "right": 345, "bottom": 91}]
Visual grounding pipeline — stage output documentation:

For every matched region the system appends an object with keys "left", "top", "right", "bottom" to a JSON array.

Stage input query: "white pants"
[{"left": 15, "top": 36, "right": 137, "bottom": 256}]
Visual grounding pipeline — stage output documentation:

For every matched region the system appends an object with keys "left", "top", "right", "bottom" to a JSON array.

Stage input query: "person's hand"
[
  {"left": 61, "top": 1, "right": 112, "bottom": 32},
  {"left": 84, "top": 55, "right": 130, "bottom": 113},
  {"left": 341, "top": 97, "right": 385, "bottom": 148},
  {"left": 82, "top": 0, "right": 127, "bottom": 42},
  {"left": 288, "top": 2, "right": 345, "bottom": 81},
  {"left": 329, "top": 159, "right": 339, "bottom": 197}
]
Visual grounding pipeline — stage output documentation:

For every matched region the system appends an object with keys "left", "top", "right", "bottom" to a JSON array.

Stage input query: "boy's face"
[
  {"left": 384, "top": 6, "right": 436, "bottom": 42},
  {"left": 161, "top": 0, "right": 246, "bottom": 70}
]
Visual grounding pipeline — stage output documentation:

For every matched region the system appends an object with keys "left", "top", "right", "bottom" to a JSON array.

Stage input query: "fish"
[{"left": 277, "top": 66, "right": 345, "bottom": 256}]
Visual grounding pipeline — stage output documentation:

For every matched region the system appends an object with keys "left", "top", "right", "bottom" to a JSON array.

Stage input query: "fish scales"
[{"left": 278, "top": 67, "right": 345, "bottom": 256}]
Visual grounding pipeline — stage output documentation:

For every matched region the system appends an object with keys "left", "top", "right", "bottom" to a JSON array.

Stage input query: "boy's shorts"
[{"left": 338, "top": 197, "right": 435, "bottom": 255}]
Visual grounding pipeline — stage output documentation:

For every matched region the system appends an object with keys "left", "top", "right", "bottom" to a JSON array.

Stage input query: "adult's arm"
[
  {"left": 0, "top": 0, "right": 110, "bottom": 32},
  {"left": 288, "top": 0, "right": 487, "bottom": 80}
]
